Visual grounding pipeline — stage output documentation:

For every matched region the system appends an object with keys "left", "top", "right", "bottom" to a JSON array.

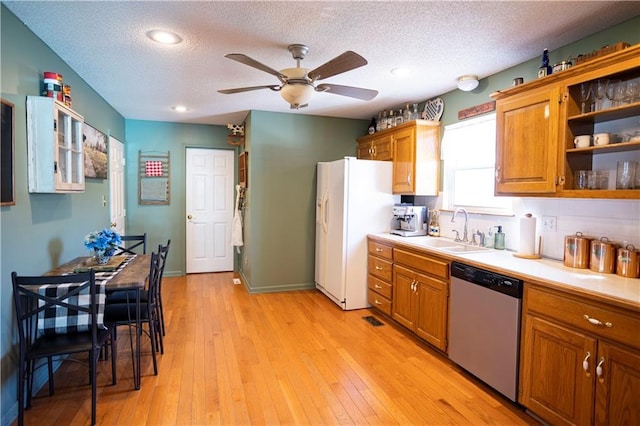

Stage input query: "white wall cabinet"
[{"left": 27, "top": 96, "right": 85, "bottom": 193}]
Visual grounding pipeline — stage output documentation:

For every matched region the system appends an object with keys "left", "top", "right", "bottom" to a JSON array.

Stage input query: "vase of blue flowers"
[{"left": 84, "top": 228, "right": 122, "bottom": 265}]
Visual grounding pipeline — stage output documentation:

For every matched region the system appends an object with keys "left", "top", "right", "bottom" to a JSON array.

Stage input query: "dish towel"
[{"left": 232, "top": 185, "right": 243, "bottom": 253}]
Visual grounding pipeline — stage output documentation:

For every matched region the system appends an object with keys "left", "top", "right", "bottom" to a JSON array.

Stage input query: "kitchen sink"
[
  {"left": 411, "top": 238, "right": 461, "bottom": 248},
  {"left": 439, "top": 245, "right": 490, "bottom": 254},
  {"left": 406, "top": 237, "right": 490, "bottom": 254}
]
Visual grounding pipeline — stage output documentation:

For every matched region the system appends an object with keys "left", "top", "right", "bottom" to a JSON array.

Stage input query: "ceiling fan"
[{"left": 218, "top": 44, "right": 378, "bottom": 109}]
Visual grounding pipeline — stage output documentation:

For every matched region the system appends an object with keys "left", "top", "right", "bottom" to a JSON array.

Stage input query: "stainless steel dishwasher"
[{"left": 448, "top": 261, "right": 523, "bottom": 402}]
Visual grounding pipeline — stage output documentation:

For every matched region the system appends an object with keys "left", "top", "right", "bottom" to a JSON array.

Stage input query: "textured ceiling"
[{"left": 4, "top": 1, "right": 640, "bottom": 126}]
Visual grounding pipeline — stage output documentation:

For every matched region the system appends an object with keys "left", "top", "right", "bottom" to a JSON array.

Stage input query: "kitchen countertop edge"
[{"left": 369, "top": 233, "right": 640, "bottom": 312}]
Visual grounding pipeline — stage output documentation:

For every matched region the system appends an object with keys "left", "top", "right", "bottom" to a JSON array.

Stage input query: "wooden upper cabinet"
[
  {"left": 391, "top": 127, "right": 416, "bottom": 193},
  {"left": 392, "top": 120, "right": 440, "bottom": 195},
  {"left": 357, "top": 133, "right": 392, "bottom": 161},
  {"left": 492, "top": 43, "right": 640, "bottom": 199},
  {"left": 494, "top": 85, "right": 560, "bottom": 194},
  {"left": 357, "top": 120, "right": 441, "bottom": 195}
]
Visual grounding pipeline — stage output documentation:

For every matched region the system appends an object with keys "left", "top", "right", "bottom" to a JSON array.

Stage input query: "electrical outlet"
[{"left": 542, "top": 216, "right": 557, "bottom": 232}]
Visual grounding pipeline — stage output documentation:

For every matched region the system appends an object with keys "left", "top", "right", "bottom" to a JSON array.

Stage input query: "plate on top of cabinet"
[{"left": 422, "top": 97, "right": 444, "bottom": 121}]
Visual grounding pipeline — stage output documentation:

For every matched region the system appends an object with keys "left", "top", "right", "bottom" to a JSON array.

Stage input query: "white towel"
[{"left": 232, "top": 185, "right": 243, "bottom": 253}]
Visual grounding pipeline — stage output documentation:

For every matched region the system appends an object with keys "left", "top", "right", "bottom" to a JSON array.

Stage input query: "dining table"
[{"left": 45, "top": 254, "right": 150, "bottom": 390}]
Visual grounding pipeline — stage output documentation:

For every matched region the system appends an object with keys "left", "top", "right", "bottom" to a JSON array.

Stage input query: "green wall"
[
  {"left": 240, "top": 111, "right": 366, "bottom": 292},
  {"left": 0, "top": 5, "right": 125, "bottom": 423},
  {"left": 124, "top": 120, "right": 231, "bottom": 276}
]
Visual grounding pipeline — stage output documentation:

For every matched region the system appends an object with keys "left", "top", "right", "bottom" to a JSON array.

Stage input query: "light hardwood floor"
[{"left": 16, "top": 273, "right": 539, "bottom": 425}]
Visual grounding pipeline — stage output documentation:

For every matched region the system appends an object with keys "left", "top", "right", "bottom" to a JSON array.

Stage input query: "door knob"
[
  {"left": 110, "top": 222, "right": 116, "bottom": 227},
  {"left": 187, "top": 215, "right": 193, "bottom": 220}
]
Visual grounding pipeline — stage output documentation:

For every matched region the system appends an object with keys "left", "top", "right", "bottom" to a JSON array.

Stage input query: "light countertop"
[{"left": 370, "top": 233, "right": 640, "bottom": 311}]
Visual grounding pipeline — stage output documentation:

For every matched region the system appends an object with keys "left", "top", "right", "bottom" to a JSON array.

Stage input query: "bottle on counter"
[
  {"left": 494, "top": 225, "right": 505, "bottom": 250},
  {"left": 388, "top": 110, "right": 396, "bottom": 128},
  {"left": 428, "top": 211, "right": 440, "bottom": 237},
  {"left": 396, "top": 109, "right": 404, "bottom": 126},
  {"left": 537, "top": 48, "right": 552, "bottom": 78}
]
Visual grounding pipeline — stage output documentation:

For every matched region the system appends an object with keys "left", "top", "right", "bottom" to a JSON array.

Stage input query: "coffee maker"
[{"left": 391, "top": 205, "right": 428, "bottom": 237}]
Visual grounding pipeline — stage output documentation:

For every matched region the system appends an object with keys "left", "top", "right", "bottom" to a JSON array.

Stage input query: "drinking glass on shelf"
[
  {"left": 594, "top": 79, "right": 609, "bottom": 111},
  {"left": 579, "top": 82, "right": 592, "bottom": 114},
  {"left": 614, "top": 80, "right": 627, "bottom": 107},
  {"left": 626, "top": 79, "right": 639, "bottom": 104},
  {"left": 605, "top": 80, "right": 617, "bottom": 109}
]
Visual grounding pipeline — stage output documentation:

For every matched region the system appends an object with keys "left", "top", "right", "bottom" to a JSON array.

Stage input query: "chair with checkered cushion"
[
  {"left": 114, "top": 233, "right": 146, "bottom": 255},
  {"left": 12, "top": 270, "right": 116, "bottom": 426}
]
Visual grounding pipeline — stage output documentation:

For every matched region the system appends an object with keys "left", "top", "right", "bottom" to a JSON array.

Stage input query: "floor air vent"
[{"left": 362, "top": 315, "right": 384, "bottom": 327}]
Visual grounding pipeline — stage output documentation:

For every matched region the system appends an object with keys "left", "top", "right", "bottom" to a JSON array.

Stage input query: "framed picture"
[
  {"left": 1, "top": 98, "right": 15, "bottom": 206},
  {"left": 82, "top": 123, "right": 108, "bottom": 179}
]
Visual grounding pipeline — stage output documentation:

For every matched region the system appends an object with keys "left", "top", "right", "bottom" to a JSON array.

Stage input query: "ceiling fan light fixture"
[
  {"left": 147, "top": 29, "right": 183, "bottom": 45},
  {"left": 390, "top": 67, "right": 411, "bottom": 77},
  {"left": 280, "top": 83, "right": 315, "bottom": 107},
  {"left": 457, "top": 74, "right": 479, "bottom": 91}
]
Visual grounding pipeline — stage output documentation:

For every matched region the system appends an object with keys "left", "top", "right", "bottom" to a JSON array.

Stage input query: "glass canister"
[
  {"left": 563, "top": 232, "right": 592, "bottom": 269},
  {"left": 590, "top": 237, "right": 619, "bottom": 274},
  {"left": 616, "top": 244, "right": 640, "bottom": 278}
]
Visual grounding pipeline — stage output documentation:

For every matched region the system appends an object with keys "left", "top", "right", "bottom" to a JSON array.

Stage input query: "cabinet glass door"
[{"left": 55, "top": 106, "right": 84, "bottom": 190}]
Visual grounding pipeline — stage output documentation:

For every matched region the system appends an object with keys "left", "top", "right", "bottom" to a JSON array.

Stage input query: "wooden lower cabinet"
[
  {"left": 367, "top": 239, "right": 393, "bottom": 316},
  {"left": 520, "top": 283, "right": 640, "bottom": 425},
  {"left": 392, "top": 248, "right": 449, "bottom": 351}
]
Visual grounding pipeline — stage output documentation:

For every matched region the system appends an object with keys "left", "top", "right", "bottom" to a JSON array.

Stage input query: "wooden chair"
[
  {"left": 114, "top": 233, "right": 147, "bottom": 255},
  {"left": 156, "top": 240, "right": 171, "bottom": 336},
  {"left": 104, "top": 252, "right": 162, "bottom": 374},
  {"left": 12, "top": 270, "right": 116, "bottom": 426}
]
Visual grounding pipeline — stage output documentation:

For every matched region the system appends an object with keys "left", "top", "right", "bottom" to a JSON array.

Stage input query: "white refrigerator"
[{"left": 315, "top": 157, "right": 398, "bottom": 310}]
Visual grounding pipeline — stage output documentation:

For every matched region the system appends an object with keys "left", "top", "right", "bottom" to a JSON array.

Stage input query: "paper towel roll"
[{"left": 518, "top": 214, "right": 537, "bottom": 255}]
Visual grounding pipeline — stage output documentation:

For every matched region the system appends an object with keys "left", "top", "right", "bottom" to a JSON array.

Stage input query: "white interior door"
[
  {"left": 109, "top": 136, "right": 125, "bottom": 235},
  {"left": 186, "top": 148, "right": 234, "bottom": 273}
]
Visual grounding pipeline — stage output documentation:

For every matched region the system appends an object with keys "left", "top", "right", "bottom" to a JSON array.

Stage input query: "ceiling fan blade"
[
  {"left": 224, "top": 53, "right": 286, "bottom": 80},
  {"left": 308, "top": 51, "right": 368, "bottom": 81},
  {"left": 218, "top": 85, "right": 280, "bottom": 94},
  {"left": 316, "top": 84, "right": 378, "bottom": 101}
]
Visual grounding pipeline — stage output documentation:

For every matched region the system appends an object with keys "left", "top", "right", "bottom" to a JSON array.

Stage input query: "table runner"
[{"left": 38, "top": 255, "right": 137, "bottom": 334}]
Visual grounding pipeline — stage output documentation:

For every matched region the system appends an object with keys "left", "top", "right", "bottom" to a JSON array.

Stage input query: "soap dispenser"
[
  {"left": 485, "top": 227, "right": 494, "bottom": 248},
  {"left": 494, "top": 226, "right": 505, "bottom": 250}
]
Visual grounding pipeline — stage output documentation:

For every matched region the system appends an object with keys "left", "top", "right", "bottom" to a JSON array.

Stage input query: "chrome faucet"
[{"left": 451, "top": 208, "right": 469, "bottom": 243}]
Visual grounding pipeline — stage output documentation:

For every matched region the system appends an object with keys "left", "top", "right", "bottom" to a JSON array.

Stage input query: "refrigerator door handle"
[{"left": 321, "top": 191, "right": 329, "bottom": 234}]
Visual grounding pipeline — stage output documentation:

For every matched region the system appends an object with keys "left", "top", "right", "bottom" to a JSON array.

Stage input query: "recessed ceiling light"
[
  {"left": 147, "top": 30, "right": 182, "bottom": 45},
  {"left": 391, "top": 67, "right": 411, "bottom": 77},
  {"left": 172, "top": 105, "right": 188, "bottom": 112}
]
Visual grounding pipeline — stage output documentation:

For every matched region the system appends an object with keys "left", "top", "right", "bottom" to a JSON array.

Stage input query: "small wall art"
[{"left": 82, "top": 123, "right": 108, "bottom": 179}]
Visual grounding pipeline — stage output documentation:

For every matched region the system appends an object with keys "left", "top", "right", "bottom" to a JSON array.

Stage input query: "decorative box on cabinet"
[
  {"left": 367, "top": 238, "right": 393, "bottom": 316},
  {"left": 492, "top": 43, "right": 640, "bottom": 199},
  {"left": 26, "top": 96, "right": 85, "bottom": 193},
  {"left": 519, "top": 283, "right": 640, "bottom": 425},
  {"left": 392, "top": 248, "right": 449, "bottom": 351},
  {"left": 357, "top": 120, "right": 441, "bottom": 195}
]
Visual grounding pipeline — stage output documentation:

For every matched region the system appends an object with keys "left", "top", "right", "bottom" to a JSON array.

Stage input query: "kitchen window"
[{"left": 441, "top": 113, "right": 513, "bottom": 214}]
